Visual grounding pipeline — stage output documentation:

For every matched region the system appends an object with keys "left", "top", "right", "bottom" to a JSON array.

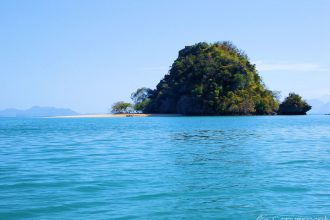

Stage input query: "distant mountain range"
[
  {"left": 307, "top": 99, "right": 330, "bottom": 115},
  {"left": 0, "top": 106, "right": 78, "bottom": 117}
]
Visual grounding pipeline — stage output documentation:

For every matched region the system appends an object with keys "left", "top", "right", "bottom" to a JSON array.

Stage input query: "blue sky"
[{"left": 1, "top": 0, "right": 329, "bottom": 113}]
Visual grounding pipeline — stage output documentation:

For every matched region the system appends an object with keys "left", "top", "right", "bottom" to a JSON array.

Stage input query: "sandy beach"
[{"left": 51, "top": 114, "right": 181, "bottom": 118}]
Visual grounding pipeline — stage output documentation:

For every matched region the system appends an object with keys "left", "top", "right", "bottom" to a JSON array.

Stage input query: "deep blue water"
[{"left": 0, "top": 116, "right": 329, "bottom": 219}]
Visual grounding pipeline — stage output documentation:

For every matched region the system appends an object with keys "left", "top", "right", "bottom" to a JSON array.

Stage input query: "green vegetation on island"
[
  {"left": 278, "top": 93, "right": 312, "bottom": 115},
  {"left": 111, "top": 101, "right": 133, "bottom": 114},
  {"left": 130, "top": 87, "right": 152, "bottom": 112},
  {"left": 144, "top": 42, "right": 279, "bottom": 115},
  {"left": 111, "top": 42, "right": 312, "bottom": 116}
]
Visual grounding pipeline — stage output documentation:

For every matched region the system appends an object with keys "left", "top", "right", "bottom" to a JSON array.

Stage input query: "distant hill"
[
  {"left": 308, "top": 99, "right": 330, "bottom": 114},
  {"left": 0, "top": 106, "right": 78, "bottom": 117}
]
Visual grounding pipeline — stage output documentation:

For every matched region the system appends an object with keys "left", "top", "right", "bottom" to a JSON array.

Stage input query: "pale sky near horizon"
[{"left": 1, "top": 0, "right": 329, "bottom": 113}]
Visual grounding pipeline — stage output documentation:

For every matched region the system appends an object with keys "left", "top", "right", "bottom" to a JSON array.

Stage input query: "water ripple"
[{"left": 1, "top": 116, "right": 330, "bottom": 219}]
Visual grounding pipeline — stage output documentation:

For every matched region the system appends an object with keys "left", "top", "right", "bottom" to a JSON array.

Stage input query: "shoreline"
[
  {"left": 50, "top": 114, "right": 182, "bottom": 118},
  {"left": 48, "top": 113, "right": 326, "bottom": 118}
]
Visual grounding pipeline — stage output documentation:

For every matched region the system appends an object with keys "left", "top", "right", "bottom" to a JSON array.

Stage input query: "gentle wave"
[{"left": 1, "top": 116, "right": 330, "bottom": 219}]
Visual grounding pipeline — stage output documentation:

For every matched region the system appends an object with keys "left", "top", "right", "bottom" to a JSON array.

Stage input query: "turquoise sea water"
[{"left": 0, "top": 116, "right": 330, "bottom": 219}]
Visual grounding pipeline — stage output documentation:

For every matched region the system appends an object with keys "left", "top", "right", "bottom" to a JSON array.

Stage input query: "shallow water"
[{"left": 0, "top": 116, "right": 329, "bottom": 219}]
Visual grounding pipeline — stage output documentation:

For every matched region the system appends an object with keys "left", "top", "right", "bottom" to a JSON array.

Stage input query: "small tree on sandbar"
[{"left": 111, "top": 101, "right": 134, "bottom": 114}]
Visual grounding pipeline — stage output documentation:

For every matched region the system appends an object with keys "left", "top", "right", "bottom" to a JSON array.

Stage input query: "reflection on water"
[
  {"left": 170, "top": 129, "right": 260, "bottom": 176},
  {"left": 172, "top": 129, "right": 259, "bottom": 143}
]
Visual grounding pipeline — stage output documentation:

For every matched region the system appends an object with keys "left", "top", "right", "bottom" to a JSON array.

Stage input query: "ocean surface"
[{"left": 0, "top": 116, "right": 329, "bottom": 220}]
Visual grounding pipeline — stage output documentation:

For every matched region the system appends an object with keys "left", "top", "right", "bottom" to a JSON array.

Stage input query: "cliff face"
[{"left": 146, "top": 42, "right": 279, "bottom": 115}]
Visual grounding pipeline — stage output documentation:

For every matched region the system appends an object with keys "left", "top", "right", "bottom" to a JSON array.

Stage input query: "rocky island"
[{"left": 113, "top": 42, "right": 312, "bottom": 116}]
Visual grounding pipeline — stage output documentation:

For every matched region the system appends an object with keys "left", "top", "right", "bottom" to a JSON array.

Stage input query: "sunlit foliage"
[
  {"left": 145, "top": 42, "right": 279, "bottom": 115},
  {"left": 111, "top": 101, "right": 134, "bottom": 114}
]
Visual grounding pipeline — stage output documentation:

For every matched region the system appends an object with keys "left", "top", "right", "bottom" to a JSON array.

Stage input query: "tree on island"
[
  {"left": 111, "top": 101, "right": 134, "bottom": 114},
  {"left": 142, "top": 42, "right": 279, "bottom": 115},
  {"left": 278, "top": 93, "right": 312, "bottom": 115},
  {"left": 131, "top": 87, "right": 152, "bottom": 112}
]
